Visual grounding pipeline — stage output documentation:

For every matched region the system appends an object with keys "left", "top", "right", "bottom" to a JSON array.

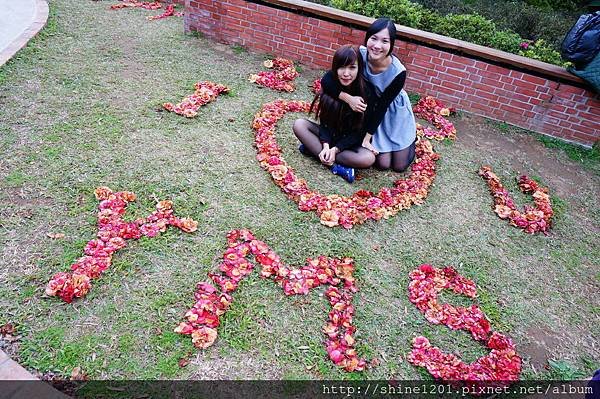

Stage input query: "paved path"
[
  {"left": 0, "top": 349, "right": 68, "bottom": 398},
  {"left": 0, "top": 0, "right": 49, "bottom": 66}
]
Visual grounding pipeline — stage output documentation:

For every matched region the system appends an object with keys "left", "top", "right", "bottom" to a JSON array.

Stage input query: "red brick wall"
[
  {"left": 184, "top": 0, "right": 600, "bottom": 147},
  {"left": 401, "top": 47, "right": 599, "bottom": 146}
]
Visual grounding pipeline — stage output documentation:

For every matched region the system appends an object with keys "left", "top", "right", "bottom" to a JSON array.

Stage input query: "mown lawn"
[{"left": 0, "top": 0, "right": 598, "bottom": 383}]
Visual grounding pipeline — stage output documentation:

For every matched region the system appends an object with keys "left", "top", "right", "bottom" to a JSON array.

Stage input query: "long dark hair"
[
  {"left": 364, "top": 18, "right": 396, "bottom": 56},
  {"left": 311, "top": 45, "right": 369, "bottom": 139}
]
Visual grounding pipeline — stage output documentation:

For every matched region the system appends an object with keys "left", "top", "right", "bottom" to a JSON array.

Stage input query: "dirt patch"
[
  {"left": 0, "top": 187, "right": 57, "bottom": 278},
  {"left": 0, "top": 187, "right": 55, "bottom": 224},
  {"left": 109, "top": 37, "right": 147, "bottom": 81},
  {"left": 455, "top": 113, "right": 594, "bottom": 199},
  {"left": 209, "top": 43, "right": 238, "bottom": 57},
  {"left": 520, "top": 325, "right": 562, "bottom": 371},
  {"left": 1, "top": 187, "right": 54, "bottom": 208},
  {"left": 98, "top": 39, "right": 150, "bottom": 109},
  {"left": 189, "top": 351, "right": 282, "bottom": 379}
]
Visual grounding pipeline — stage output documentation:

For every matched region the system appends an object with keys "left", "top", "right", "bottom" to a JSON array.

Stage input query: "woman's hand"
[
  {"left": 319, "top": 144, "right": 338, "bottom": 166},
  {"left": 339, "top": 92, "right": 367, "bottom": 113},
  {"left": 324, "top": 146, "right": 339, "bottom": 165},
  {"left": 361, "top": 133, "right": 379, "bottom": 155},
  {"left": 318, "top": 144, "right": 331, "bottom": 165}
]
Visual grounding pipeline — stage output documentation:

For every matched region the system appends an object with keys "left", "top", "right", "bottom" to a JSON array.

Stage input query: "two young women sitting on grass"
[{"left": 293, "top": 18, "right": 417, "bottom": 183}]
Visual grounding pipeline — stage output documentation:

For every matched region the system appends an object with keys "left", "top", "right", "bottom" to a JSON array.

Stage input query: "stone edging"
[
  {"left": 0, "top": 349, "right": 36, "bottom": 380},
  {"left": 0, "top": 349, "right": 68, "bottom": 398},
  {"left": 0, "top": 0, "right": 49, "bottom": 67}
]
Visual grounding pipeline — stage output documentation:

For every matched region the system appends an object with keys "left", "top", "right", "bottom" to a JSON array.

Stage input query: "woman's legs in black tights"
[
  {"left": 375, "top": 140, "right": 416, "bottom": 172},
  {"left": 293, "top": 119, "right": 323, "bottom": 156},
  {"left": 336, "top": 147, "right": 376, "bottom": 169},
  {"left": 293, "top": 119, "right": 376, "bottom": 169}
]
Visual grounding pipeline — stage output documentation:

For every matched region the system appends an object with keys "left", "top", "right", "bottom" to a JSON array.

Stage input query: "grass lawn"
[{"left": 0, "top": 0, "right": 598, "bottom": 382}]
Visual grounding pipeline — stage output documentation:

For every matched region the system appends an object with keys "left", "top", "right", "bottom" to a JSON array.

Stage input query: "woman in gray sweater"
[{"left": 321, "top": 18, "right": 417, "bottom": 172}]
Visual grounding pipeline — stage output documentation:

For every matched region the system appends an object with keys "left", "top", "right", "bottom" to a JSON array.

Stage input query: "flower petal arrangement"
[
  {"left": 110, "top": 1, "right": 162, "bottom": 10},
  {"left": 147, "top": 4, "right": 182, "bottom": 20},
  {"left": 175, "top": 229, "right": 369, "bottom": 372},
  {"left": 407, "top": 264, "right": 521, "bottom": 386},
  {"left": 249, "top": 58, "right": 299, "bottom": 92},
  {"left": 311, "top": 78, "right": 322, "bottom": 95},
  {"left": 478, "top": 166, "right": 553, "bottom": 234},
  {"left": 413, "top": 96, "right": 457, "bottom": 141},
  {"left": 163, "top": 81, "right": 229, "bottom": 118},
  {"left": 252, "top": 99, "right": 440, "bottom": 228},
  {"left": 45, "top": 187, "right": 198, "bottom": 303}
]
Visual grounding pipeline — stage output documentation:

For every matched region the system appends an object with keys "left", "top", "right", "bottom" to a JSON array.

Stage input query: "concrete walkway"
[
  {"left": 0, "top": 349, "right": 68, "bottom": 398},
  {"left": 0, "top": 0, "right": 49, "bottom": 66}
]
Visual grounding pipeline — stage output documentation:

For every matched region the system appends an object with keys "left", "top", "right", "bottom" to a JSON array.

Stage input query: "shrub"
[
  {"left": 329, "top": 0, "right": 427, "bottom": 27},
  {"left": 523, "top": 0, "right": 585, "bottom": 12},
  {"left": 430, "top": 14, "right": 498, "bottom": 46},
  {"left": 518, "top": 39, "right": 567, "bottom": 65},
  {"left": 410, "top": 0, "right": 581, "bottom": 50},
  {"left": 416, "top": 9, "right": 443, "bottom": 32},
  {"left": 525, "top": 12, "right": 580, "bottom": 49},
  {"left": 488, "top": 30, "right": 523, "bottom": 53},
  {"left": 326, "top": 0, "right": 569, "bottom": 66}
]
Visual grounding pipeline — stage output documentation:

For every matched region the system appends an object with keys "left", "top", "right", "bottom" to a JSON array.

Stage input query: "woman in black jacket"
[{"left": 293, "top": 44, "right": 377, "bottom": 183}]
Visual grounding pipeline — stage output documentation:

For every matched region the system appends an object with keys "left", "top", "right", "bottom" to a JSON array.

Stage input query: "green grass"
[
  {"left": 486, "top": 119, "right": 600, "bottom": 174},
  {"left": 0, "top": 0, "right": 598, "bottom": 383},
  {"left": 497, "top": 122, "right": 511, "bottom": 133},
  {"left": 547, "top": 359, "right": 586, "bottom": 380},
  {"left": 407, "top": 91, "right": 421, "bottom": 105},
  {"left": 538, "top": 135, "right": 600, "bottom": 166},
  {"left": 4, "top": 171, "right": 30, "bottom": 186}
]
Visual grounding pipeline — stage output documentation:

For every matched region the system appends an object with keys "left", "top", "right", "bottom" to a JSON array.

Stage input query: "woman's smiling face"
[
  {"left": 366, "top": 28, "right": 391, "bottom": 62},
  {"left": 337, "top": 61, "right": 359, "bottom": 86}
]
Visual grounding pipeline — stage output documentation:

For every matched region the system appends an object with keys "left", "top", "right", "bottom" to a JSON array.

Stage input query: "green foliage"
[
  {"left": 330, "top": 0, "right": 427, "bottom": 26},
  {"left": 522, "top": 0, "right": 585, "bottom": 12},
  {"left": 538, "top": 135, "right": 600, "bottom": 168},
  {"left": 4, "top": 171, "right": 29, "bottom": 186},
  {"left": 487, "top": 30, "right": 523, "bottom": 53},
  {"left": 187, "top": 30, "right": 203, "bottom": 39},
  {"left": 518, "top": 39, "right": 567, "bottom": 66},
  {"left": 407, "top": 92, "right": 421, "bottom": 105},
  {"left": 409, "top": 0, "right": 582, "bottom": 50},
  {"left": 231, "top": 44, "right": 247, "bottom": 55},
  {"left": 327, "top": 0, "right": 569, "bottom": 66},
  {"left": 548, "top": 359, "right": 586, "bottom": 379},
  {"left": 477, "top": 288, "right": 511, "bottom": 331},
  {"left": 431, "top": 13, "right": 497, "bottom": 46}
]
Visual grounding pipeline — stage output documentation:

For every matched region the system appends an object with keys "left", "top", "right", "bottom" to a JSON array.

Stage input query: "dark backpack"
[{"left": 561, "top": 11, "right": 600, "bottom": 67}]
